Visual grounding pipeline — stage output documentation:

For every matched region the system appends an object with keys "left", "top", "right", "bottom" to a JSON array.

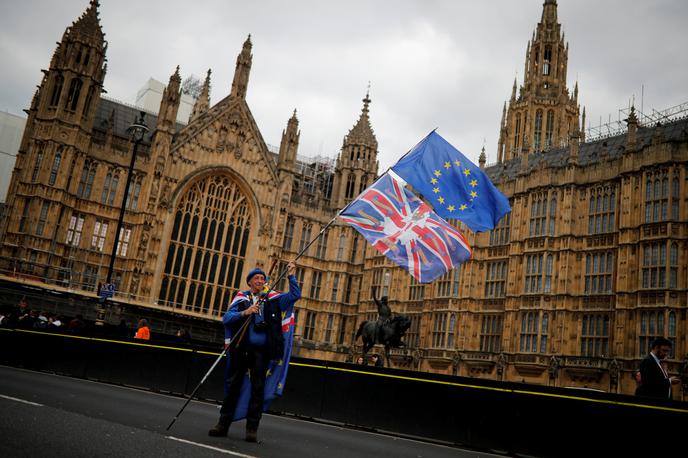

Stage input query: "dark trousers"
[{"left": 220, "top": 346, "right": 269, "bottom": 430}]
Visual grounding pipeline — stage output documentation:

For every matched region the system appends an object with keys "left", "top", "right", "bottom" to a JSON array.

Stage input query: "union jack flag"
[
  {"left": 230, "top": 291, "right": 297, "bottom": 420},
  {"left": 339, "top": 172, "right": 472, "bottom": 283}
]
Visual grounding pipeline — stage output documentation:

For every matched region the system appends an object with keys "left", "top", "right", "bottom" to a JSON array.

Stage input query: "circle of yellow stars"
[{"left": 429, "top": 159, "right": 479, "bottom": 213}]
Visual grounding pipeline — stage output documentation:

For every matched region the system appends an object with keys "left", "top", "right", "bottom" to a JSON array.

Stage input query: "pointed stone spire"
[
  {"left": 499, "top": 0, "right": 576, "bottom": 160},
  {"left": 39, "top": 0, "right": 106, "bottom": 125},
  {"left": 231, "top": 35, "right": 253, "bottom": 99},
  {"left": 344, "top": 89, "right": 377, "bottom": 150},
  {"left": 278, "top": 109, "right": 300, "bottom": 171},
  {"left": 67, "top": 0, "right": 104, "bottom": 42},
  {"left": 333, "top": 89, "right": 379, "bottom": 208},
  {"left": 165, "top": 65, "right": 182, "bottom": 97},
  {"left": 190, "top": 69, "right": 211, "bottom": 122},
  {"left": 479, "top": 146, "right": 487, "bottom": 170},
  {"left": 581, "top": 106, "right": 586, "bottom": 142},
  {"left": 158, "top": 65, "right": 181, "bottom": 130},
  {"left": 573, "top": 81, "right": 578, "bottom": 102}
]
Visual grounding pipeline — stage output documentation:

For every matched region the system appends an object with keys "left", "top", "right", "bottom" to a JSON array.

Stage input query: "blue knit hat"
[{"left": 246, "top": 267, "right": 267, "bottom": 285}]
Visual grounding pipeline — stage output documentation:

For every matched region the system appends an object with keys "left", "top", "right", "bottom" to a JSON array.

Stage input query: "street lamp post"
[{"left": 104, "top": 111, "right": 149, "bottom": 295}]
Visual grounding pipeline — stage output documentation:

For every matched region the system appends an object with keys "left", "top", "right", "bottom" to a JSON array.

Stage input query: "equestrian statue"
[{"left": 355, "top": 294, "right": 411, "bottom": 361}]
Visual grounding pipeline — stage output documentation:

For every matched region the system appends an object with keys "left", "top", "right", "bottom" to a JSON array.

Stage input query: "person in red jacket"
[{"left": 134, "top": 319, "right": 150, "bottom": 340}]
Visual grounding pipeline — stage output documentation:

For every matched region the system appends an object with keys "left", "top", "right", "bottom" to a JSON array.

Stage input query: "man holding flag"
[
  {"left": 340, "top": 131, "right": 510, "bottom": 283},
  {"left": 208, "top": 261, "right": 300, "bottom": 442}
]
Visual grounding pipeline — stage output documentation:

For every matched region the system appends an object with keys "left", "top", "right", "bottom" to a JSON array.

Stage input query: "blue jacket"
[{"left": 222, "top": 275, "right": 301, "bottom": 359}]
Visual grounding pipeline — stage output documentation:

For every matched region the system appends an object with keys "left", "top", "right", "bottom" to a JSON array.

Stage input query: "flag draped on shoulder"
[
  {"left": 230, "top": 294, "right": 296, "bottom": 421},
  {"left": 391, "top": 131, "right": 511, "bottom": 232},
  {"left": 339, "top": 172, "right": 471, "bottom": 283}
]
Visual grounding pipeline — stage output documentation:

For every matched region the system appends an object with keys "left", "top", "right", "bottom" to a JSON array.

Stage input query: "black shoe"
[
  {"left": 245, "top": 427, "right": 258, "bottom": 443},
  {"left": 208, "top": 415, "right": 231, "bottom": 437}
]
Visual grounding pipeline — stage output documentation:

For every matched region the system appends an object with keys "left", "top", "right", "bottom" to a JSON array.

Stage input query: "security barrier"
[{"left": 1, "top": 327, "right": 685, "bottom": 456}]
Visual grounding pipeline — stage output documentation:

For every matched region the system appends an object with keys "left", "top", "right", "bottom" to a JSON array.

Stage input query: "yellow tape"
[
  {"left": 12, "top": 328, "right": 193, "bottom": 352},
  {"left": 8, "top": 329, "right": 687, "bottom": 413},
  {"left": 291, "top": 362, "right": 688, "bottom": 413}
]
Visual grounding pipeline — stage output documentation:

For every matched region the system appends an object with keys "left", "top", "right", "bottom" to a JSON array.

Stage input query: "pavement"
[{"left": 0, "top": 365, "right": 503, "bottom": 458}]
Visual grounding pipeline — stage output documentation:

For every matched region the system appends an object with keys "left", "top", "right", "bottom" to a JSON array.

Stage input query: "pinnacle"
[
  {"left": 69, "top": 0, "right": 103, "bottom": 41},
  {"left": 344, "top": 92, "right": 377, "bottom": 149}
]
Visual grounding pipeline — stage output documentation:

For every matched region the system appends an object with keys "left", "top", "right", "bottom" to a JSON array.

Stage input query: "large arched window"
[{"left": 159, "top": 175, "right": 253, "bottom": 316}]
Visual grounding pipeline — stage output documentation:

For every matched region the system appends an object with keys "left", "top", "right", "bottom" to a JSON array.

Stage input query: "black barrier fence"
[
  {"left": 1, "top": 327, "right": 685, "bottom": 457},
  {"left": 0, "top": 279, "right": 226, "bottom": 344}
]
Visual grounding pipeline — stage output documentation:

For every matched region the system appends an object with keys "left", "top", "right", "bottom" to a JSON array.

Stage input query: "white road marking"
[
  {"left": 0, "top": 394, "right": 43, "bottom": 406},
  {"left": 166, "top": 436, "right": 258, "bottom": 457}
]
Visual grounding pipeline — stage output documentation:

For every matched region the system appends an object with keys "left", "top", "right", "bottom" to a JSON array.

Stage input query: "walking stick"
[{"left": 166, "top": 318, "right": 250, "bottom": 431}]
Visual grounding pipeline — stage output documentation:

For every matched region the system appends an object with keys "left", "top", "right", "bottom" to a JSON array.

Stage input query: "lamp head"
[{"left": 127, "top": 111, "right": 150, "bottom": 142}]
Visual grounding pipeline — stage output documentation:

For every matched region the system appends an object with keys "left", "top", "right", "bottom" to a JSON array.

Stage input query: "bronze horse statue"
[{"left": 355, "top": 295, "right": 412, "bottom": 359}]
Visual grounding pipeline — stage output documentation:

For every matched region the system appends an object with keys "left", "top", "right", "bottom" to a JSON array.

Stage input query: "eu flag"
[
  {"left": 229, "top": 302, "right": 296, "bottom": 421},
  {"left": 339, "top": 172, "right": 472, "bottom": 283},
  {"left": 391, "top": 131, "right": 511, "bottom": 232}
]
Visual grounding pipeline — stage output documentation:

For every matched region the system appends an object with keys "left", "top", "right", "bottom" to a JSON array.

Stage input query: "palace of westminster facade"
[{"left": 1, "top": 0, "right": 686, "bottom": 397}]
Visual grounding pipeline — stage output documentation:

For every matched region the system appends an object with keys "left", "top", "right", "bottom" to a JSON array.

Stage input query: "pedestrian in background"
[
  {"left": 371, "top": 354, "right": 384, "bottom": 367},
  {"left": 134, "top": 319, "right": 150, "bottom": 340},
  {"left": 636, "top": 337, "right": 679, "bottom": 399}
]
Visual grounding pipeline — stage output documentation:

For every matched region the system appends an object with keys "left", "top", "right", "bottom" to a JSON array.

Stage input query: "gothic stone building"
[{"left": 1, "top": 0, "right": 686, "bottom": 397}]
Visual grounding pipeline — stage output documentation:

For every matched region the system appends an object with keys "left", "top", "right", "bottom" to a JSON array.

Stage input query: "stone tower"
[
  {"left": 0, "top": 0, "right": 107, "bottom": 272},
  {"left": 497, "top": 0, "right": 581, "bottom": 162},
  {"left": 331, "top": 91, "right": 379, "bottom": 209},
  {"left": 38, "top": 0, "right": 107, "bottom": 129}
]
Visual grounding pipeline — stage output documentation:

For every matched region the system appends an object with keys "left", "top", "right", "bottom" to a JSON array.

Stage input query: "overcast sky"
[{"left": 1, "top": 0, "right": 686, "bottom": 169}]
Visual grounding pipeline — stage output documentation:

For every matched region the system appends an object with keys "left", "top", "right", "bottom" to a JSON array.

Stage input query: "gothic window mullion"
[{"left": 160, "top": 176, "right": 251, "bottom": 315}]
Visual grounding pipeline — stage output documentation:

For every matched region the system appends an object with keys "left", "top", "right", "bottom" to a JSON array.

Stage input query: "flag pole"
[
  {"left": 394, "top": 128, "right": 437, "bottom": 164},
  {"left": 268, "top": 214, "right": 340, "bottom": 290},
  {"left": 166, "top": 317, "right": 251, "bottom": 431}
]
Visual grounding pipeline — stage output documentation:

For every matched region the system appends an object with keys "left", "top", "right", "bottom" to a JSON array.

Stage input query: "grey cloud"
[{"left": 1, "top": 0, "right": 686, "bottom": 170}]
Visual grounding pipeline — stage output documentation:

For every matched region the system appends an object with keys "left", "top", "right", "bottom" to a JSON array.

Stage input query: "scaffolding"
[
  {"left": 293, "top": 153, "right": 336, "bottom": 201},
  {"left": 585, "top": 101, "right": 688, "bottom": 143}
]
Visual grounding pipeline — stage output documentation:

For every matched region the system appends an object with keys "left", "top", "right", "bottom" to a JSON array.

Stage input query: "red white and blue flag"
[
  {"left": 226, "top": 290, "right": 282, "bottom": 315},
  {"left": 339, "top": 172, "right": 472, "bottom": 283},
  {"left": 231, "top": 292, "right": 296, "bottom": 421}
]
